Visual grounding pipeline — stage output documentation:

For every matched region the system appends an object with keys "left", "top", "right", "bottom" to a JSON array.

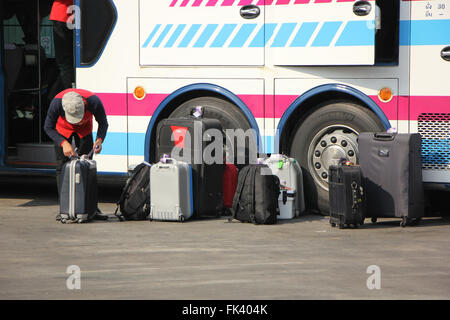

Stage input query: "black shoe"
[
  {"left": 93, "top": 212, "right": 109, "bottom": 221},
  {"left": 56, "top": 214, "right": 61, "bottom": 221}
]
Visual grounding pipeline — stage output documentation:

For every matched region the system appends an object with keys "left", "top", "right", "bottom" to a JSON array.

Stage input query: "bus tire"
[
  {"left": 289, "top": 101, "right": 385, "bottom": 215},
  {"left": 168, "top": 96, "right": 253, "bottom": 167}
]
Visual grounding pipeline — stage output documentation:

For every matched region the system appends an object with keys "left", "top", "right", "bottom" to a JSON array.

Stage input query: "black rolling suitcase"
[
  {"left": 231, "top": 164, "right": 280, "bottom": 225},
  {"left": 358, "top": 132, "right": 424, "bottom": 227},
  {"left": 155, "top": 117, "right": 224, "bottom": 217},
  {"left": 60, "top": 154, "right": 98, "bottom": 223},
  {"left": 328, "top": 164, "right": 365, "bottom": 229}
]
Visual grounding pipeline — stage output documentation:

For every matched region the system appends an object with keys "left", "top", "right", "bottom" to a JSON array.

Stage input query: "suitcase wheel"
[
  {"left": 371, "top": 217, "right": 377, "bottom": 224},
  {"left": 400, "top": 217, "right": 410, "bottom": 227},
  {"left": 179, "top": 216, "right": 185, "bottom": 222}
]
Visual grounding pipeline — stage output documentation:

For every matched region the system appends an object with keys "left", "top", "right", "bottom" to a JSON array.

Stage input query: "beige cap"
[{"left": 62, "top": 91, "right": 85, "bottom": 124}]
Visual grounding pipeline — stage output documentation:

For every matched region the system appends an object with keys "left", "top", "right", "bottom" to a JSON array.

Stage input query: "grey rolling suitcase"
[
  {"left": 150, "top": 158, "right": 194, "bottom": 222},
  {"left": 358, "top": 132, "right": 424, "bottom": 227},
  {"left": 264, "top": 154, "right": 305, "bottom": 218},
  {"left": 60, "top": 155, "right": 98, "bottom": 223}
]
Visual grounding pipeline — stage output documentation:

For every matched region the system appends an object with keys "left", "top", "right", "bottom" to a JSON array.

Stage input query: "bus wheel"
[
  {"left": 289, "top": 101, "right": 385, "bottom": 215},
  {"left": 167, "top": 96, "right": 253, "bottom": 167}
]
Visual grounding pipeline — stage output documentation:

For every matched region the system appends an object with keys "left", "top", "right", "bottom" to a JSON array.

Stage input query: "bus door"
[
  {"left": 1, "top": 0, "right": 63, "bottom": 167},
  {"left": 267, "top": 0, "right": 377, "bottom": 66},
  {"left": 139, "top": 0, "right": 265, "bottom": 66}
]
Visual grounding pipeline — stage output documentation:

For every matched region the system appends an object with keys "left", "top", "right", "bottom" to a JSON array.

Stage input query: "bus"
[{"left": 1, "top": 0, "right": 449, "bottom": 214}]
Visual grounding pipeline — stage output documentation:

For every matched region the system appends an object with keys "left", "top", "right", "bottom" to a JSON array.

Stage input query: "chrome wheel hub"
[{"left": 308, "top": 126, "right": 359, "bottom": 191}]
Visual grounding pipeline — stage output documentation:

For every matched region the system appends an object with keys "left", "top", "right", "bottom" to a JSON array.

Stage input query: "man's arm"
[
  {"left": 44, "top": 99, "right": 67, "bottom": 147},
  {"left": 44, "top": 99, "right": 77, "bottom": 157}
]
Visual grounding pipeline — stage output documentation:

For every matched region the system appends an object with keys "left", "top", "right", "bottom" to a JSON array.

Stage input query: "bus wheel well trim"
[
  {"left": 144, "top": 83, "right": 261, "bottom": 162},
  {"left": 276, "top": 83, "right": 391, "bottom": 151}
]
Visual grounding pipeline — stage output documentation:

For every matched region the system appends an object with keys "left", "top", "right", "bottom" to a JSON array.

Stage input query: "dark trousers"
[
  {"left": 53, "top": 20, "right": 74, "bottom": 90},
  {"left": 55, "top": 133, "right": 93, "bottom": 197}
]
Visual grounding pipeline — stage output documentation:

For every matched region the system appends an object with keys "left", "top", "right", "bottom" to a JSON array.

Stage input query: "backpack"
[
  {"left": 231, "top": 164, "right": 280, "bottom": 225},
  {"left": 115, "top": 162, "right": 151, "bottom": 221}
]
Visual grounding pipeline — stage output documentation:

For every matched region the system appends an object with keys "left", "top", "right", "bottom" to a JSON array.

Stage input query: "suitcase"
[
  {"left": 149, "top": 158, "right": 193, "bottom": 222},
  {"left": 328, "top": 164, "right": 365, "bottom": 229},
  {"left": 358, "top": 132, "right": 424, "bottom": 227},
  {"left": 231, "top": 164, "right": 280, "bottom": 225},
  {"left": 264, "top": 154, "right": 305, "bottom": 217},
  {"left": 223, "top": 163, "right": 238, "bottom": 211},
  {"left": 60, "top": 155, "right": 98, "bottom": 223},
  {"left": 156, "top": 117, "right": 224, "bottom": 218}
]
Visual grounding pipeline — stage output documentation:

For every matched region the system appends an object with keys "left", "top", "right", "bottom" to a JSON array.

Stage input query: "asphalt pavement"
[{"left": 0, "top": 176, "right": 449, "bottom": 300}]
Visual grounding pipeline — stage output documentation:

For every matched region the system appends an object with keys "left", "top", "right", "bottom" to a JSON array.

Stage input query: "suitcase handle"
[{"left": 373, "top": 133, "right": 395, "bottom": 141}]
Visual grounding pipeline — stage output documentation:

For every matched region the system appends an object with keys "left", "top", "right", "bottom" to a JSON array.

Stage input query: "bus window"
[
  {"left": 79, "top": 0, "right": 116, "bottom": 66},
  {"left": 375, "top": 0, "right": 400, "bottom": 65}
]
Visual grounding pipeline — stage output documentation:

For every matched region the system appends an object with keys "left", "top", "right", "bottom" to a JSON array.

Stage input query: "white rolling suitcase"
[
  {"left": 264, "top": 154, "right": 305, "bottom": 219},
  {"left": 150, "top": 158, "right": 194, "bottom": 222}
]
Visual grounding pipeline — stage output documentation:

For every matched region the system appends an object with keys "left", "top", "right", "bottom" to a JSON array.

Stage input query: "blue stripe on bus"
[
  {"left": 400, "top": 20, "right": 450, "bottom": 46},
  {"left": 290, "top": 22, "right": 319, "bottom": 47},
  {"left": 249, "top": 23, "right": 277, "bottom": 47},
  {"left": 179, "top": 24, "right": 202, "bottom": 47},
  {"left": 143, "top": 19, "right": 450, "bottom": 49},
  {"left": 211, "top": 24, "right": 237, "bottom": 47},
  {"left": 271, "top": 23, "right": 297, "bottom": 48},
  {"left": 165, "top": 24, "right": 186, "bottom": 48},
  {"left": 335, "top": 20, "right": 375, "bottom": 46},
  {"left": 94, "top": 132, "right": 145, "bottom": 156},
  {"left": 194, "top": 24, "right": 219, "bottom": 48},
  {"left": 311, "top": 21, "right": 342, "bottom": 47},
  {"left": 153, "top": 24, "right": 173, "bottom": 47},
  {"left": 142, "top": 24, "right": 161, "bottom": 48},
  {"left": 421, "top": 139, "right": 450, "bottom": 165},
  {"left": 229, "top": 24, "right": 257, "bottom": 47}
]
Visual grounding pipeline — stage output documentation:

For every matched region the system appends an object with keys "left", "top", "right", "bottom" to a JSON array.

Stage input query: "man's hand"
[
  {"left": 93, "top": 138, "right": 103, "bottom": 154},
  {"left": 62, "top": 140, "right": 76, "bottom": 158}
]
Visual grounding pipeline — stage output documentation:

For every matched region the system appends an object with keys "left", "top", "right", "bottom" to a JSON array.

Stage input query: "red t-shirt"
[{"left": 49, "top": 0, "right": 74, "bottom": 23}]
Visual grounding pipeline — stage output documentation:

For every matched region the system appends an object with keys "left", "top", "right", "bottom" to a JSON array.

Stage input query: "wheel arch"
[
  {"left": 144, "top": 83, "right": 261, "bottom": 163},
  {"left": 277, "top": 83, "right": 391, "bottom": 154}
]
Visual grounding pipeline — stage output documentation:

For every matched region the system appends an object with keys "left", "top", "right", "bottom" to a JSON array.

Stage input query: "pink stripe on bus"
[
  {"left": 169, "top": 0, "right": 178, "bottom": 7},
  {"left": 180, "top": 0, "right": 190, "bottom": 7},
  {"left": 193, "top": 0, "right": 204, "bottom": 6},
  {"left": 410, "top": 96, "right": 450, "bottom": 120},
  {"left": 315, "top": 0, "right": 332, "bottom": 3},
  {"left": 222, "top": 0, "right": 236, "bottom": 5},
  {"left": 276, "top": 0, "right": 291, "bottom": 5},
  {"left": 238, "top": 0, "right": 254, "bottom": 5},
  {"left": 294, "top": 0, "right": 310, "bottom": 3},
  {"left": 206, "top": 0, "right": 219, "bottom": 6},
  {"left": 257, "top": 0, "right": 274, "bottom": 4},
  {"left": 97, "top": 92, "right": 449, "bottom": 122}
]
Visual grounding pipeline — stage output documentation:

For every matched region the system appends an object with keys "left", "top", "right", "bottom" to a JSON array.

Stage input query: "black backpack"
[
  {"left": 231, "top": 164, "right": 280, "bottom": 225},
  {"left": 115, "top": 162, "right": 151, "bottom": 221}
]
